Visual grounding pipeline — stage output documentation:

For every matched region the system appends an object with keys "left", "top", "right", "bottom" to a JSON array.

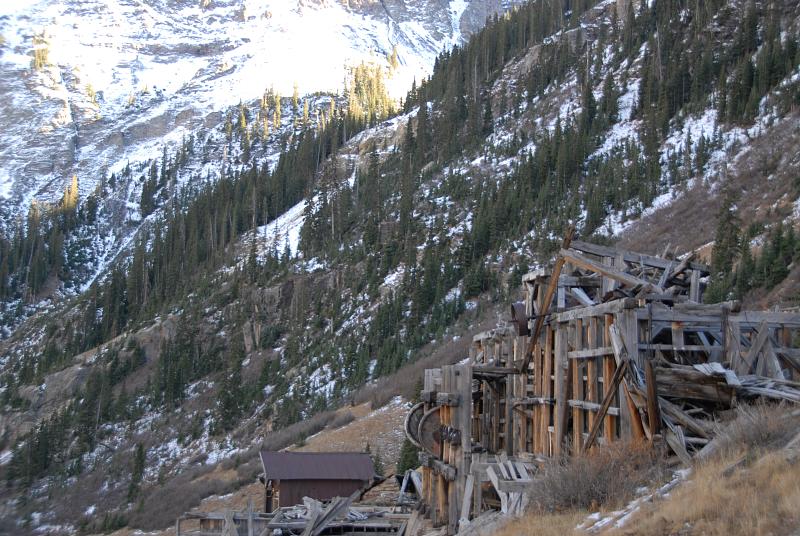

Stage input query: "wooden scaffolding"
[{"left": 406, "top": 239, "right": 800, "bottom": 534}]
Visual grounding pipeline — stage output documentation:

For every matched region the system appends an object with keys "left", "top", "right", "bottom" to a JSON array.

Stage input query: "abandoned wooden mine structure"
[{"left": 405, "top": 238, "right": 800, "bottom": 534}]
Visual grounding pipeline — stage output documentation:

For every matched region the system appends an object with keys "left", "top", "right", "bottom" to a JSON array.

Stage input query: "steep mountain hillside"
[
  {"left": 0, "top": 0, "right": 525, "bottom": 332},
  {"left": 1, "top": 0, "right": 800, "bottom": 534}
]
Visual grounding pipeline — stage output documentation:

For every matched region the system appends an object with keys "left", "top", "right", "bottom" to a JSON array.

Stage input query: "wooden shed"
[{"left": 259, "top": 451, "right": 375, "bottom": 511}]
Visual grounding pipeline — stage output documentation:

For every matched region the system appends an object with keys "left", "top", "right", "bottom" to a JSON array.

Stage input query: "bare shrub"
[
  {"left": 258, "top": 410, "right": 336, "bottom": 452},
  {"left": 128, "top": 465, "right": 232, "bottom": 530},
  {"left": 328, "top": 410, "right": 356, "bottom": 429},
  {"left": 712, "top": 402, "right": 800, "bottom": 458},
  {"left": 526, "top": 442, "right": 668, "bottom": 513}
]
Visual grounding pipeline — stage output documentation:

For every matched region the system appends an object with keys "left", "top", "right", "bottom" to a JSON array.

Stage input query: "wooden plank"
[
  {"left": 668, "top": 252, "right": 697, "bottom": 279},
  {"left": 560, "top": 248, "right": 665, "bottom": 294},
  {"left": 645, "top": 360, "right": 661, "bottom": 436},
  {"left": 554, "top": 298, "right": 636, "bottom": 322},
  {"left": 624, "top": 385, "right": 646, "bottom": 441},
  {"left": 458, "top": 474, "right": 474, "bottom": 531},
  {"left": 567, "top": 400, "right": 621, "bottom": 415},
  {"left": 570, "top": 287, "right": 596, "bottom": 307},
  {"left": 664, "top": 427, "right": 692, "bottom": 465},
  {"left": 495, "top": 479, "right": 533, "bottom": 493},
  {"left": 485, "top": 466, "right": 508, "bottom": 513},
  {"left": 762, "top": 340, "right": 784, "bottom": 379},
  {"left": 568, "top": 346, "right": 614, "bottom": 359},
  {"left": 658, "top": 397, "right": 711, "bottom": 438},
  {"left": 657, "top": 261, "right": 673, "bottom": 288}
]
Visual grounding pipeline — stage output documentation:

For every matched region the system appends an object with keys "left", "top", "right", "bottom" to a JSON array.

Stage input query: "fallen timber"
[
  {"left": 176, "top": 499, "right": 411, "bottom": 536},
  {"left": 406, "top": 239, "right": 800, "bottom": 534}
]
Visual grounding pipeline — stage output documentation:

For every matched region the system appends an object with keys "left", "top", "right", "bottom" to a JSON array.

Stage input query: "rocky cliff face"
[{"left": 0, "top": 0, "right": 523, "bottom": 229}]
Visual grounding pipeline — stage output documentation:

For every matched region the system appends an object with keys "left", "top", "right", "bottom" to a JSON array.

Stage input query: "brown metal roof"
[{"left": 259, "top": 451, "right": 375, "bottom": 481}]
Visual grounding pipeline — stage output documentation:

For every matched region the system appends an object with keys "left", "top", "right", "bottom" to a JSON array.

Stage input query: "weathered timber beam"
[
  {"left": 473, "top": 366, "right": 519, "bottom": 375},
  {"left": 568, "top": 346, "right": 614, "bottom": 359},
  {"left": 567, "top": 399, "right": 621, "bottom": 415},
  {"left": 657, "top": 397, "right": 711, "bottom": 438},
  {"left": 668, "top": 252, "right": 697, "bottom": 280},
  {"left": 435, "top": 393, "right": 461, "bottom": 406},
  {"left": 570, "top": 240, "right": 708, "bottom": 273},
  {"left": 495, "top": 479, "right": 533, "bottom": 493},
  {"left": 637, "top": 307, "right": 800, "bottom": 327},
  {"left": 419, "top": 455, "right": 457, "bottom": 481},
  {"left": 559, "top": 275, "right": 603, "bottom": 287},
  {"left": 747, "top": 320, "right": 771, "bottom": 375},
  {"left": 645, "top": 360, "right": 661, "bottom": 436},
  {"left": 569, "top": 287, "right": 596, "bottom": 307},
  {"left": 512, "top": 397, "right": 554, "bottom": 406},
  {"left": 485, "top": 466, "right": 509, "bottom": 513},
  {"left": 641, "top": 344, "right": 717, "bottom": 352},
  {"left": 561, "top": 248, "right": 666, "bottom": 293},
  {"left": 554, "top": 298, "right": 636, "bottom": 322},
  {"left": 673, "top": 301, "right": 742, "bottom": 314}
]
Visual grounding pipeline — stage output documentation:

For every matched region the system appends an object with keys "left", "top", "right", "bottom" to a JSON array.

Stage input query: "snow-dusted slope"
[{"left": 0, "top": 0, "right": 524, "bottom": 225}]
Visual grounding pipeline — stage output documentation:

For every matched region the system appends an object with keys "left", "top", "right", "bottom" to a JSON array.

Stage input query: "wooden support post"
[
  {"left": 506, "top": 371, "right": 514, "bottom": 456},
  {"left": 572, "top": 319, "right": 585, "bottom": 455},
  {"left": 541, "top": 327, "right": 554, "bottom": 455},
  {"left": 645, "top": 359, "right": 661, "bottom": 437},
  {"left": 587, "top": 317, "right": 598, "bottom": 431},
  {"left": 436, "top": 475, "right": 447, "bottom": 527},
  {"left": 554, "top": 323, "right": 569, "bottom": 456},
  {"left": 533, "top": 335, "right": 543, "bottom": 454},
  {"left": 603, "top": 314, "right": 616, "bottom": 444}
]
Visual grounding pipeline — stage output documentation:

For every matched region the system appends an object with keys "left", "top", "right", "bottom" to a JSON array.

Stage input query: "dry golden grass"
[
  {"left": 492, "top": 511, "right": 587, "bottom": 536},
  {"left": 608, "top": 450, "right": 800, "bottom": 536}
]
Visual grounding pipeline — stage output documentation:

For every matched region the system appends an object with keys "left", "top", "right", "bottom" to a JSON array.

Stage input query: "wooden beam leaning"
[
  {"left": 582, "top": 360, "right": 629, "bottom": 453},
  {"left": 521, "top": 226, "right": 575, "bottom": 372},
  {"left": 645, "top": 360, "right": 661, "bottom": 437}
]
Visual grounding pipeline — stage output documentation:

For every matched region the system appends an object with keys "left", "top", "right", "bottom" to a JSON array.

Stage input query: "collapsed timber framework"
[{"left": 405, "top": 238, "right": 800, "bottom": 534}]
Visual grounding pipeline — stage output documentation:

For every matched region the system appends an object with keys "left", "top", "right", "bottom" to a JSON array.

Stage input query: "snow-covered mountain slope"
[{"left": 0, "top": 0, "right": 523, "bottom": 224}]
